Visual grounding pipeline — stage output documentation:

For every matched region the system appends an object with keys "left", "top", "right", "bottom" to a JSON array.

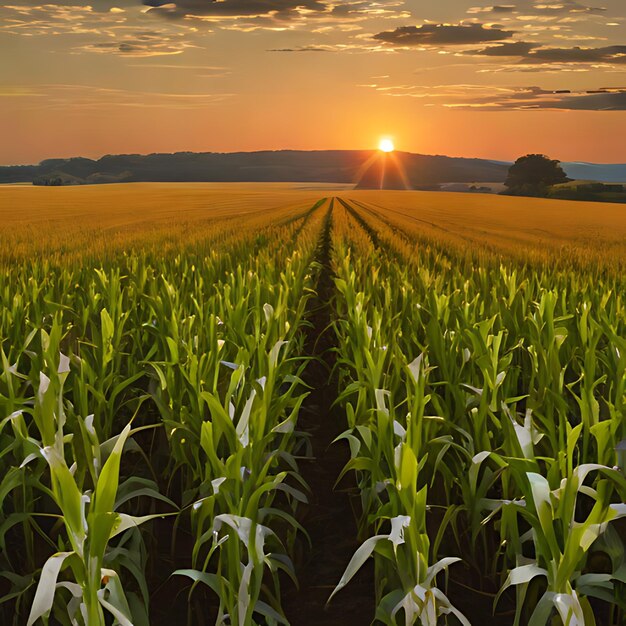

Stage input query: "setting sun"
[{"left": 379, "top": 138, "right": 394, "bottom": 153}]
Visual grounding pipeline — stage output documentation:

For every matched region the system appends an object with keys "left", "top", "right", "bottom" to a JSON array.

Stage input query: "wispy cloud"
[
  {"left": 447, "top": 86, "right": 626, "bottom": 110},
  {"left": 360, "top": 80, "right": 626, "bottom": 110},
  {"left": 0, "top": 83, "right": 233, "bottom": 109},
  {"left": 0, "top": 3, "right": 127, "bottom": 36},
  {"left": 0, "top": 3, "right": 197, "bottom": 56},
  {"left": 142, "top": 0, "right": 409, "bottom": 29},
  {"left": 78, "top": 33, "right": 197, "bottom": 57},
  {"left": 268, "top": 46, "right": 332, "bottom": 52},
  {"left": 467, "top": 1, "right": 606, "bottom": 16}
]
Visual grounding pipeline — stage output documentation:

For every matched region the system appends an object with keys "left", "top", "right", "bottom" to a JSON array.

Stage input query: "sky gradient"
[{"left": 1, "top": 0, "right": 625, "bottom": 164}]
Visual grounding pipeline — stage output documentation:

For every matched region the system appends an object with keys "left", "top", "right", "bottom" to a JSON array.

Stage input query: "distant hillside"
[
  {"left": 2, "top": 151, "right": 624, "bottom": 188},
  {"left": 0, "top": 150, "right": 509, "bottom": 187},
  {"left": 561, "top": 162, "right": 626, "bottom": 183}
]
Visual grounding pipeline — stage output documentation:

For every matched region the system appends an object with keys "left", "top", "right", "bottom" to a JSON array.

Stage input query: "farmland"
[{"left": 1, "top": 183, "right": 625, "bottom": 625}]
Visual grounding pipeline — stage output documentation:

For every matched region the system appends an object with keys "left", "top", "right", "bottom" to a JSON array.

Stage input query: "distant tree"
[
  {"left": 33, "top": 175, "right": 63, "bottom": 186},
  {"left": 504, "top": 154, "right": 569, "bottom": 197}
]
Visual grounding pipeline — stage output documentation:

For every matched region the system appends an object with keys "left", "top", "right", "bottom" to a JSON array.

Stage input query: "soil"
[{"left": 283, "top": 200, "right": 376, "bottom": 625}]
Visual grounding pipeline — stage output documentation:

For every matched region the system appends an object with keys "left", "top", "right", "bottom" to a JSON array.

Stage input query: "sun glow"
[{"left": 379, "top": 138, "right": 394, "bottom": 153}]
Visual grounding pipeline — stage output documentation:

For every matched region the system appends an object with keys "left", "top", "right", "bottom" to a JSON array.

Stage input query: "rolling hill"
[{"left": 1, "top": 151, "right": 624, "bottom": 187}]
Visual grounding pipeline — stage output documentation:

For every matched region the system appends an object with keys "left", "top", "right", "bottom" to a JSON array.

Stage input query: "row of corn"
[
  {"left": 329, "top": 198, "right": 626, "bottom": 625},
  {"left": 0, "top": 199, "right": 328, "bottom": 625}
]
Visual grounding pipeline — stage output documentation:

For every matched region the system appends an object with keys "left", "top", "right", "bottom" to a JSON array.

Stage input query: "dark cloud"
[
  {"left": 456, "top": 87, "right": 626, "bottom": 110},
  {"left": 474, "top": 41, "right": 538, "bottom": 55},
  {"left": 330, "top": 2, "right": 370, "bottom": 17},
  {"left": 471, "top": 44, "right": 626, "bottom": 64},
  {"left": 363, "top": 81, "right": 626, "bottom": 111},
  {"left": 524, "top": 46, "right": 626, "bottom": 64},
  {"left": 142, "top": 0, "right": 327, "bottom": 19},
  {"left": 373, "top": 23, "right": 515, "bottom": 47},
  {"left": 467, "top": 5, "right": 517, "bottom": 14},
  {"left": 268, "top": 46, "right": 331, "bottom": 52}
]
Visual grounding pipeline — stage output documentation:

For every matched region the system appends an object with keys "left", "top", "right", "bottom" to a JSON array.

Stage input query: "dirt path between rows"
[{"left": 283, "top": 199, "right": 375, "bottom": 625}]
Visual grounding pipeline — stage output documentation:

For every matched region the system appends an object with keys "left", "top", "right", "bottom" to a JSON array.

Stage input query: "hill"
[
  {"left": 2, "top": 151, "right": 624, "bottom": 189},
  {"left": 561, "top": 162, "right": 626, "bottom": 183},
  {"left": 0, "top": 150, "right": 508, "bottom": 187}
]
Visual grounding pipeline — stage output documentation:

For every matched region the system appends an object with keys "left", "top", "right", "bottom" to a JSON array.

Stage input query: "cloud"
[
  {"left": 143, "top": 0, "right": 407, "bottom": 22},
  {"left": 468, "top": 1, "right": 606, "bottom": 15},
  {"left": 328, "top": 0, "right": 409, "bottom": 20},
  {"left": 0, "top": 83, "right": 232, "bottom": 110},
  {"left": 527, "top": 0, "right": 606, "bottom": 15},
  {"left": 467, "top": 5, "right": 517, "bottom": 14},
  {"left": 372, "top": 23, "right": 516, "bottom": 47},
  {"left": 473, "top": 41, "right": 538, "bottom": 55},
  {"left": 447, "top": 86, "right": 626, "bottom": 110},
  {"left": 1, "top": 0, "right": 131, "bottom": 11},
  {"left": 0, "top": 3, "right": 127, "bottom": 36},
  {"left": 522, "top": 45, "right": 626, "bottom": 64},
  {"left": 470, "top": 43, "right": 626, "bottom": 64},
  {"left": 79, "top": 38, "right": 194, "bottom": 56},
  {"left": 143, "top": 0, "right": 324, "bottom": 20},
  {"left": 268, "top": 46, "right": 332, "bottom": 52},
  {"left": 360, "top": 81, "right": 626, "bottom": 110},
  {"left": 135, "top": 0, "right": 410, "bottom": 33},
  {"left": 0, "top": 4, "right": 199, "bottom": 56}
]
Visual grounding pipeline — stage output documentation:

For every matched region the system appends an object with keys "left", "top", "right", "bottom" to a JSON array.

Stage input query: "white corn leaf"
[
  {"left": 495, "top": 562, "right": 547, "bottom": 610},
  {"left": 269, "top": 340, "right": 288, "bottom": 368},
  {"left": 212, "top": 477, "right": 227, "bottom": 494},
  {"left": 432, "top": 587, "right": 471, "bottom": 626},
  {"left": 238, "top": 562, "right": 253, "bottom": 626},
  {"left": 408, "top": 353, "right": 424, "bottom": 382},
  {"left": 510, "top": 563, "right": 548, "bottom": 586},
  {"left": 27, "top": 551, "right": 73, "bottom": 626},
  {"left": 99, "top": 569, "right": 133, "bottom": 623},
  {"left": 97, "top": 592, "right": 133, "bottom": 626},
  {"left": 424, "top": 557, "right": 462, "bottom": 587},
  {"left": 393, "top": 420, "right": 407, "bottom": 439},
  {"left": 110, "top": 512, "right": 177, "bottom": 539},
  {"left": 58, "top": 352, "right": 70, "bottom": 374},
  {"left": 328, "top": 535, "right": 387, "bottom": 602},
  {"left": 212, "top": 514, "right": 272, "bottom": 563},
  {"left": 389, "top": 515, "right": 411, "bottom": 550},
  {"left": 527, "top": 473, "right": 555, "bottom": 540},
  {"left": 576, "top": 573, "right": 613, "bottom": 589},
  {"left": 553, "top": 591, "right": 585, "bottom": 626},
  {"left": 236, "top": 389, "right": 256, "bottom": 448},
  {"left": 375, "top": 389, "right": 389, "bottom": 415}
]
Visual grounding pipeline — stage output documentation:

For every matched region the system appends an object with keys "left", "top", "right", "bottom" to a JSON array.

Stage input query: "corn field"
[{"left": 0, "top": 185, "right": 625, "bottom": 625}]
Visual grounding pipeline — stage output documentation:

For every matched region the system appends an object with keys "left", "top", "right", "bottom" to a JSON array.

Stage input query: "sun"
[{"left": 378, "top": 138, "right": 395, "bottom": 153}]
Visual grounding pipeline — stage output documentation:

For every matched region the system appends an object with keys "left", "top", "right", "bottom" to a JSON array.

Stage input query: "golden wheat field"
[{"left": 2, "top": 183, "right": 626, "bottom": 263}]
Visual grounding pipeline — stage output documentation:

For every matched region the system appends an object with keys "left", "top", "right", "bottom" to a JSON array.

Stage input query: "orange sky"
[{"left": 1, "top": 0, "right": 625, "bottom": 164}]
